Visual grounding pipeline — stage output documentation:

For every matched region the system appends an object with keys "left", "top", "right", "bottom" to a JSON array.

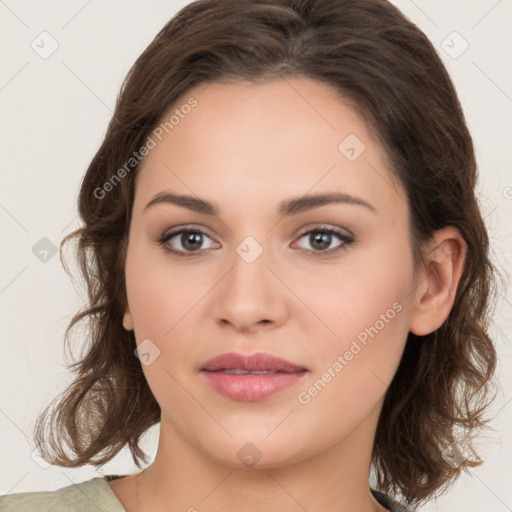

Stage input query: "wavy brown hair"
[{"left": 34, "top": 0, "right": 500, "bottom": 506}]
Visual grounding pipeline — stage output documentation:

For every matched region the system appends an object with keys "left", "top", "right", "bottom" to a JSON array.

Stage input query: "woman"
[{"left": 0, "top": 0, "right": 499, "bottom": 510}]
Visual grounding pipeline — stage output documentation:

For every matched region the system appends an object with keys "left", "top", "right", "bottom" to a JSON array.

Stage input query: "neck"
[{"left": 136, "top": 407, "right": 387, "bottom": 512}]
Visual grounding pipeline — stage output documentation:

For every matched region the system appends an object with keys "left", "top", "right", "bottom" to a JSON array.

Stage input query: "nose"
[{"left": 211, "top": 238, "right": 289, "bottom": 334}]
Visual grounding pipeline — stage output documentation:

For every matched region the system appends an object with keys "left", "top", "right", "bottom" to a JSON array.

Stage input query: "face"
[{"left": 123, "top": 77, "right": 421, "bottom": 469}]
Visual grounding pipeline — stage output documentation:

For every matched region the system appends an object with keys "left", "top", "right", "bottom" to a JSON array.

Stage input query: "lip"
[
  {"left": 201, "top": 352, "right": 307, "bottom": 373},
  {"left": 201, "top": 352, "right": 308, "bottom": 401}
]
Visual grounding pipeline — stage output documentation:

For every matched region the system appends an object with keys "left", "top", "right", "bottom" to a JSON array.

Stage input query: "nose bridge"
[
  {"left": 229, "top": 233, "right": 272, "bottom": 300},
  {"left": 213, "top": 232, "right": 287, "bottom": 330},
  {"left": 235, "top": 234, "right": 266, "bottom": 267}
]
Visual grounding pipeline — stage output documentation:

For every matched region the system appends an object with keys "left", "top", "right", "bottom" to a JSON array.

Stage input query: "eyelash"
[{"left": 157, "top": 225, "right": 355, "bottom": 258}]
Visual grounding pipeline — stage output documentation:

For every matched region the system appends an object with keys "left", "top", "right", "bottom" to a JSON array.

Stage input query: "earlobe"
[
  {"left": 409, "top": 226, "right": 466, "bottom": 336},
  {"left": 123, "top": 303, "right": 134, "bottom": 331}
]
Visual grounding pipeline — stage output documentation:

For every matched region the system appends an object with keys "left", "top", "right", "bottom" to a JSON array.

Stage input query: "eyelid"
[
  {"left": 295, "top": 223, "right": 354, "bottom": 240},
  {"left": 291, "top": 224, "right": 354, "bottom": 256},
  {"left": 157, "top": 224, "right": 219, "bottom": 256}
]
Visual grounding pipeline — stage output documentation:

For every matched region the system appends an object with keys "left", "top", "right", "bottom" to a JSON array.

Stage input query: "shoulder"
[{"left": 0, "top": 476, "right": 126, "bottom": 512}]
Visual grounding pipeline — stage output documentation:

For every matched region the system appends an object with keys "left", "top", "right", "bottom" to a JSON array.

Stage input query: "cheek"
[
  {"left": 125, "top": 244, "right": 201, "bottom": 338},
  {"left": 124, "top": 244, "right": 221, "bottom": 396},
  {"left": 292, "top": 269, "right": 412, "bottom": 437},
  {"left": 292, "top": 235, "right": 414, "bottom": 396},
  {"left": 124, "top": 248, "right": 204, "bottom": 405},
  {"left": 299, "top": 235, "right": 412, "bottom": 336}
]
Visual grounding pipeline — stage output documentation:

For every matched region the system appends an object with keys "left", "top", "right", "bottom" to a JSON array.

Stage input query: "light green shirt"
[
  {"left": 0, "top": 477, "right": 124, "bottom": 512},
  {"left": 0, "top": 476, "right": 411, "bottom": 511}
]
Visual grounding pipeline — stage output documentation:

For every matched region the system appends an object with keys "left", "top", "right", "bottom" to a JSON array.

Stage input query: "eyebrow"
[{"left": 144, "top": 190, "right": 377, "bottom": 216}]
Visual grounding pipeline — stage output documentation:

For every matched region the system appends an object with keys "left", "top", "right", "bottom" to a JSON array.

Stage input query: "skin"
[{"left": 113, "top": 77, "right": 466, "bottom": 511}]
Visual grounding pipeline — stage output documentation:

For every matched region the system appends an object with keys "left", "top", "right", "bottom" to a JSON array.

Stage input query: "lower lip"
[{"left": 202, "top": 371, "right": 307, "bottom": 401}]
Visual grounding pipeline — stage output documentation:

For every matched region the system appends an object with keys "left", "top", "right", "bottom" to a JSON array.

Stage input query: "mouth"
[
  {"left": 201, "top": 351, "right": 307, "bottom": 373},
  {"left": 215, "top": 369, "right": 286, "bottom": 375},
  {"left": 200, "top": 352, "right": 308, "bottom": 401}
]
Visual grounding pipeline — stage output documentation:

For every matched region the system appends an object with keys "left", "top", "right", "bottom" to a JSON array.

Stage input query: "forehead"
[{"left": 133, "top": 77, "right": 404, "bottom": 219}]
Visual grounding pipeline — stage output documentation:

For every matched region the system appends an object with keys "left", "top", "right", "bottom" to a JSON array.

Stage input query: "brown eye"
[
  {"left": 157, "top": 225, "right": 354, "bottom": 257},
  {"left": 180, "top": 232, "right": 204, "bottom": 251},
  {"left": 293, "top": 227, "right": 354, "bottom": 255},
  {"left": 158, "top": 229, "right": 219, "bottom": 255}
]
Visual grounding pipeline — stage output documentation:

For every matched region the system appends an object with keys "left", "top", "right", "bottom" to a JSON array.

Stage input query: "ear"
[
  {"left": 123, "top": 301, "right": 134, "bottom": 331},
  {"left": 409, "top": 226, "right": 466, "bottom": 336}
]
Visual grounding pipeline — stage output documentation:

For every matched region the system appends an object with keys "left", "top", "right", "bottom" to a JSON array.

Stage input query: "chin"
[{"left": 198, "top": 429, "right": 315, "bottom": 471}]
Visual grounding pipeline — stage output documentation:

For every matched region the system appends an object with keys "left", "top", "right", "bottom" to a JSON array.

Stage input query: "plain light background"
[{"left": 0, "top": 1, "right": 510, "bottom": 510}]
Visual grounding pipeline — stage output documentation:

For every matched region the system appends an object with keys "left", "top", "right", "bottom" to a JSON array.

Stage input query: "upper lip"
[{"left": 201, "top": 352, "right": 307, "bottom": 373}]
